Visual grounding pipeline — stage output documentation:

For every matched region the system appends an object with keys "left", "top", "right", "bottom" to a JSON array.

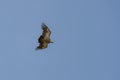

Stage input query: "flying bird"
[{"left": 36, "top": 23, "right": 53, "bottom": 50}]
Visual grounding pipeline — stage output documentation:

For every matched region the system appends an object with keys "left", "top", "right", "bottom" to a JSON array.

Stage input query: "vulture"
[{"left": 36, "top": 23, "right": 53, "bottom": 50}]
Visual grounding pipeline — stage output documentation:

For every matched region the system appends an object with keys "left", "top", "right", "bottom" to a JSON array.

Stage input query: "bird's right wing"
[{"left": 41, "top": 23, "right": 51, "bottom": 39}]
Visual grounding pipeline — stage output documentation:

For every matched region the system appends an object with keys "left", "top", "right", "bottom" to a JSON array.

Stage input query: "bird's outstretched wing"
[{"left": 41, "top": 23, "right": 51, "bottom": 38}]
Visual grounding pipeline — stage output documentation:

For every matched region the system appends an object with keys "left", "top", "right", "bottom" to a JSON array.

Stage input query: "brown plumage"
[{"left": 36, "top": 23, "right": 53, "bottom": 50}]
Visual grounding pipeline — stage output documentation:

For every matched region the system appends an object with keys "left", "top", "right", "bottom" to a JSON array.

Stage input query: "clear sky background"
[{"left": 0, "top": 0, "right": 120, "bottom": 80}]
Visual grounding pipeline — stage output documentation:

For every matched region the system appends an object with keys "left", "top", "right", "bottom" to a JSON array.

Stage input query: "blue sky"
[{"left": 0, "top": 0, "right": 120, "bottom": 80}]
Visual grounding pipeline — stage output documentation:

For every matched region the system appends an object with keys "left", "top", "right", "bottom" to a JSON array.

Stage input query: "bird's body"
[{"left": 36, "top": 23, "right": 53, "bottom": 50}]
